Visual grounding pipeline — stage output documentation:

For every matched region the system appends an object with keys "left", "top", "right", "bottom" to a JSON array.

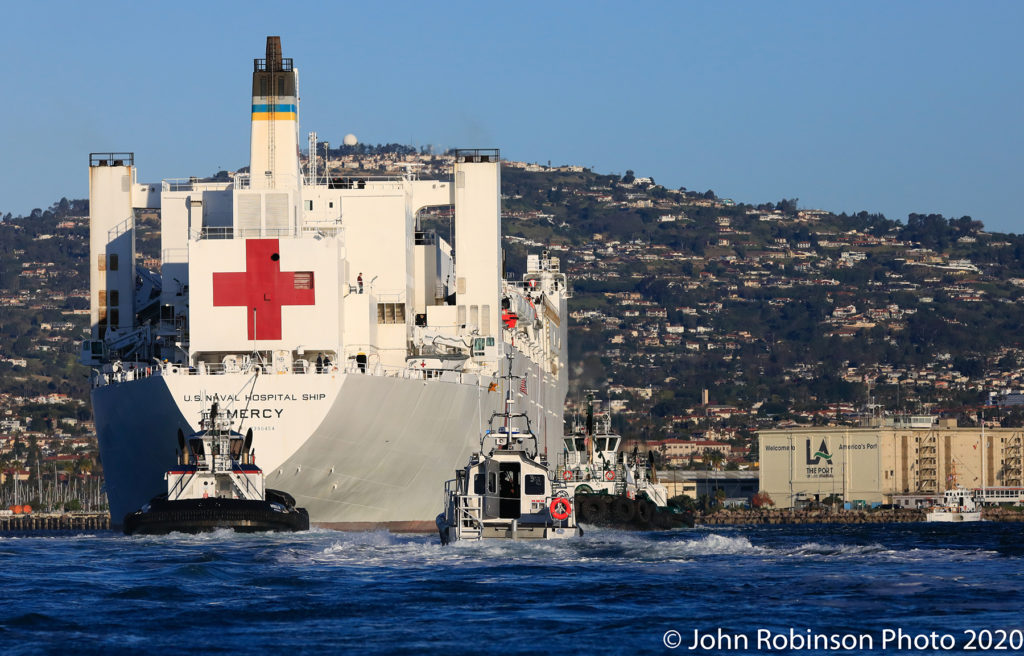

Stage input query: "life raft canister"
[
  {"left": 502, "top": 309, "right": 518, "bottom": 330},
  {"left": 550, "top": 497, "right": 571, "bottom": 520},
  {"left": 604, "top": 470, "right": 616, "bottom": 482}
]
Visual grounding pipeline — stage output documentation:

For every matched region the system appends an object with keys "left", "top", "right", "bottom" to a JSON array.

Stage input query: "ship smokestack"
[
  {"left": 265, "top": 36, "right": 283, "bottom": 72},
  {"left": 249, "top": 36, "right": 300, "bottom": 193}
]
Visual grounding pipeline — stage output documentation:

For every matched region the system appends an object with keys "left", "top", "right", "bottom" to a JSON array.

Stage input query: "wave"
[{"left": 786, "top": 541, "right": 889, "bottom": 557}]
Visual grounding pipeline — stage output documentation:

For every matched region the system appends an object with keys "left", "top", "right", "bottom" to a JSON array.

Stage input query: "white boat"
[
  {"left": 561, "top": 394, "right": 694, "bottom": 529},
  {"left": 123, "top": 403, "right": 309, "bottom": 535},
  {"left": 436, "top": 354, "right": 580, "bottom": 543},
  {"left": 80, "top": 37, "right": 569, "bottom": 530},
  {"left": 925, "top": 485, "right": 982, "bottom": 522}
]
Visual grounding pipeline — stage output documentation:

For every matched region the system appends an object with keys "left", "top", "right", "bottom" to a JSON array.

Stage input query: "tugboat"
[
  {"left": 123, "top": 403, "right": 309, "bottom": 535},
  {"left": 436, "top": 354, "right": 581, "bottom": 544},
  {"left": 561, "top": 393, "right": 694, "bottom": 530}
]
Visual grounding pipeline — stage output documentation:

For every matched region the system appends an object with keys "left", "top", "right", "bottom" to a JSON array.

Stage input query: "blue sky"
[{"left": 2, "top": 1, "right": 1021, "bottom": 232}]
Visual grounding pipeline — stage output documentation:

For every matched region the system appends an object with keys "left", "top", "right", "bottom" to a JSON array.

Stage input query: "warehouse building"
[{"left": 758, "top": 417, "right": 1023, "bottom": 509}]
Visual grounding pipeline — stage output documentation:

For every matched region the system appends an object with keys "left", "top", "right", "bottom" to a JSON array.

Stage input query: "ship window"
[
  {"left": 306, "top": 200, "right": 313, "bottom": 211},
  {"left": 97, "top": 254, "right": 106, "bottom": 272},
  {"left": 487, "top": 472, "right": 497, "bottom": 494},
  {"left": 109, "top": 309, "right": 119, "bottom": 327},
  {"left": 260, "top": 78, "right": 267, "bottom": 96},
  {"left": 294, "top": 272, "right": 314, "bottom": 290},
  {"left": 278, "top": 77, "right": 285, "bottom": 95},
  {"left": 109, "top": 290, "right": 119, "bottom": 306},
  {"left": 595, "top": 438, "right": 606, "bottom": 452},
  {"left": 524, "top": 474, "right": 545, "bottom": 495},
  {"left": 473, "top": 338, "right": 485, "bottom": 356},
  {"left": 98, "top": 290, "right": 107, "bottom": 307},
  {"left": 474, "top": 473, "right": 485, "bottom": 495},
  {"left": 109, "top": 254, "right": 118, "bottom": 271},
  {"left": 486, "top": 337, "right": 495, "bottom": 346}
]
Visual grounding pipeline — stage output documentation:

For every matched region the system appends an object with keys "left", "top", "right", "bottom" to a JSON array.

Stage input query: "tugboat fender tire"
[
  {"left": 578, "top": 496, "right": 603, "bottom": 522},
  {"left": 636, "top": 500, "right": 656, "bottom": 525},
  {"left": 612, "top": 498, "right": 635, "bottom": 522}
]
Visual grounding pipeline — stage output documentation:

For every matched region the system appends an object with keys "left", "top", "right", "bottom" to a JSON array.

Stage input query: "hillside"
[{"left": 5, "top": 152, "right": 1024, "bottom": 462}]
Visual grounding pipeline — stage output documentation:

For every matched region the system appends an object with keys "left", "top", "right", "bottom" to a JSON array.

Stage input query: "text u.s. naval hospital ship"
[{"left": 81, "top": 37, "right": 569, "bottom": 530}]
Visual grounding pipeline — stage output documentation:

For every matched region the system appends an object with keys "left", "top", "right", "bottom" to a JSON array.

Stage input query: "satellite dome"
[{"left": 343, "top": 133, "right": 358, "bottom": 146}]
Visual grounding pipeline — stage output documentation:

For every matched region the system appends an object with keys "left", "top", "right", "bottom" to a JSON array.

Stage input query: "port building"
[{"left": 758, "top": 417, "right": 1024, "bottom": 508}]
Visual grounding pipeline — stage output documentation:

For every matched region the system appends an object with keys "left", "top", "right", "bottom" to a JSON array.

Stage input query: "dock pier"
[{"left": 0, "top": 513, "right": 111, "bottom": 532}]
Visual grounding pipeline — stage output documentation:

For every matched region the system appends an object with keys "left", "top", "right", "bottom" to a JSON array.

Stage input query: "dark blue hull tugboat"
[{"left": 124, "top": 403, "right": 308, "bottom": 535}]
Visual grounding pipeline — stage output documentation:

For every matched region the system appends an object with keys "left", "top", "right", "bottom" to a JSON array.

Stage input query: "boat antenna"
[
  {"left": 503, "top": 349, "right": 514, "bottom": 446},
  {"left": 585, "top": 390, "right": 595, "bottom": 438},
  {"left": 235, "top": 370, "right": 261, "bottom": 436}
]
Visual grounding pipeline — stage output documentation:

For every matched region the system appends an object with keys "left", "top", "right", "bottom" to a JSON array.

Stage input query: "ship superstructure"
[{"left": 81, "top": 37, "right": 570, "bottom": 529}]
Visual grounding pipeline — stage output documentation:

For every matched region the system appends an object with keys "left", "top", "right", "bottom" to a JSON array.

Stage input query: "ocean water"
[{"left": 1, "top": 523, "right": 1022, "bottom": 655}]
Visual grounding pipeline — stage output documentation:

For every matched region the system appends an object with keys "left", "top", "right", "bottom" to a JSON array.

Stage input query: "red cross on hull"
[{"left": 212, "top": 239, "right": 315, "bottom": 341}]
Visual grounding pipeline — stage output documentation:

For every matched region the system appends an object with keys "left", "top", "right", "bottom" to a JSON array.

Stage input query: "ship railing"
[
  {"left": 161, "top": 247, "right": 189, "bottom": 263},
  {"left": 193, "top": 226, "right": 299, "bottom": 240},
  {"left": 107, "top": 216, "right": 134, "bottom": 240},
  {"left": 163, "top": 178, "right": 232, "bottom": 193},
  {"left": 91, "top": 362, "right": 163, "bottom": 387},
  {"left": 300, "top": 224, "right": 345, "bottom": 239},
  {"left": 456, "top": 495, "right": 483, "bottom": 533},
  {"left": 229, "top": 470, "right": 263, "bottom": 501},
  {"left": 555, "top": 457, "right": 620, "bottom": 483},
  {"left": 90, "top": 152, "right": 134, "bottom": 167},
  {"left": 92, "top": 355, "right": 497, "bottom": 389},
  {"left": 343, "top": 362, "right": 489, "bottom": 387},
  {"left": 167, "top": 469, "right": 196, "bottom": 501}
]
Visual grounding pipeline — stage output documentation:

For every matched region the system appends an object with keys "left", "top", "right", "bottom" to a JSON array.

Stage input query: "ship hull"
[{"left": 94, "top": 370, "right": 541, "bottom": 530}]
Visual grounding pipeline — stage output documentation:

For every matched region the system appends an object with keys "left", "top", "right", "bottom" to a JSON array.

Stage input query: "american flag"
[{"left": 520, "top": 377, "right": 527, "bottom": 395}]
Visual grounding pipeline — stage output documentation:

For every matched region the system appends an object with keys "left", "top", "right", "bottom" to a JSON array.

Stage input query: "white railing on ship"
[
  {"left": 93, "top": 359, "right": 487, "bottom": 387},
  {"left": 107, "top": 216, "right": 134, "bottom": 240},
  {"left": 190, "top": 225, "right": 345, "bottom": 240},
  {"left": 161, "top": 247, "right": 188, "bottom": 263},
  {"left": 164, "top": 178, "right": 233, "bottom": 192},
  {"left": 167, "top": 469, "right": 195, "bottom": 500},
  {"left": 193, "top": 227, "right": 298, "bottom": 240}
]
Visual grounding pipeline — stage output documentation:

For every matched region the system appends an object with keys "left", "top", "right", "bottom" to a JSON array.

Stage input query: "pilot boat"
[
  {"left": 436, "top": 355, "right": 581, "bottom": 543},
  {"left": 123, "top": 403, "right": 309, "bottom": 535}
]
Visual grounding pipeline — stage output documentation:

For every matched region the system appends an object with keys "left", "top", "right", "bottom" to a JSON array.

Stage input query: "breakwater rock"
[
  {"left": 0, "top": 513, "right": 111, "bottom": 532},
  {"left": 700, "top": 508, "right": 924, "bottom": 525},
  {"left": 699, "top": 507, "right": 1024, "bottom": 525}
]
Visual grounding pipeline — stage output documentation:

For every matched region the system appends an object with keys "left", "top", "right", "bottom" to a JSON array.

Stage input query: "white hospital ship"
[{"left": 81, "top": 37, "right": 569, "bottom": 529}]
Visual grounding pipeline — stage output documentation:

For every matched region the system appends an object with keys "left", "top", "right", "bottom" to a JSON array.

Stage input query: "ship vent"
[
  {"left": 265, "top": 193, "right": 289, "bottom": 232},
  {"left": 238, "top": 194, "right": 261, "bottom": 235}
]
